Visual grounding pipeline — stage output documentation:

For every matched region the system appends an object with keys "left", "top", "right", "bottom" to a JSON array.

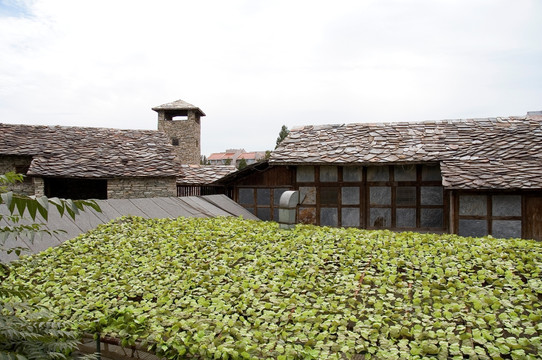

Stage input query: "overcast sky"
[{"left": 1, "top": 0, "right": 541, "bottom": 156}]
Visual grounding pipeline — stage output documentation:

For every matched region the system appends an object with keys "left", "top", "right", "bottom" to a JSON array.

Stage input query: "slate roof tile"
[
  {"left": 177, "top": 165, "right": 237, "bottom": 185},
  {"left": 0, "top": 123, "right": 180, "bottom": 178},
  {"left": 271, "top": 116, "right": 542, "bottom": 189}
]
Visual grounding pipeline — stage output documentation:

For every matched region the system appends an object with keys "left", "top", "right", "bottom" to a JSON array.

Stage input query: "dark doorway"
[
  {"left": 525, "top": 195, "right": 542, "bottom": 241},
  {"left": 44, "top": 178, "right": 107, "bottom": 200}
]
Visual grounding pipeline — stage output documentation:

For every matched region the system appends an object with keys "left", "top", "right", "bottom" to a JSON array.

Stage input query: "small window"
[
  {"left": 296, "top": 166, "right": 315, "bottom": 182},
  {"left": 238, "top": 188, "right": 254, "bottom": 205},
  {"left": 343, "top": 166, "right": 362, "bottom": 182},
  {"left": 171, "top": 137, "right": 179, "bottom": 146},
  {"left": 369, "top": 186, "right": 391, "bottom": 206},
  {"left": 396, "top": 187, "right": 416, "bottom": 206},
  {"left": 320, "top": 187, "right": 339, "bottom": 205},
  {"left": 367, "top": 166, "right": 389, "bottom": 181},
  {"left": 15, "top": 165, "right": 30, "bottom": 175},
  {"left": 320, "top": 166, "right": 338, "bottom": 182},
  {"left": 257, "top": 188, "right": 271, "bottom": 206}
]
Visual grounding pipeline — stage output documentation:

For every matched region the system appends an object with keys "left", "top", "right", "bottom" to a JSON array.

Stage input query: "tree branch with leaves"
[{"left": 1, "top": 172, "right": 100, "bottom": 360}]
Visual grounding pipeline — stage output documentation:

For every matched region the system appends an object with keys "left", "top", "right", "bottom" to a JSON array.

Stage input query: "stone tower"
[{"left": 152, "top": 99, "right": 205, "bottom": 165}]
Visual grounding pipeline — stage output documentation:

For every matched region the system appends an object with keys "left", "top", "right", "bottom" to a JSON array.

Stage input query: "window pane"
[
  {"left": 343, "top": 166, "right": 362, "bottom": 182},
  {"left": 370, "top": 187, "right": 391, "bottom": 205},
  {"left": 396, "top": 208, "right": 416, "bottom": 228},
  {"left": 458, "top": 219, "right": 488, "bottom": 237},
  {"left": 320, "top": 187, "right": 339, "bottom": 205},
  {"left": 459, "top": 195, "right": 487, "bottom": 216},
  {"left": 298, "top": 207, "right": 316, "bottom": 224},
  {"left": 342, "top": 187, "right": 360, "bottom": 205},
  {"left": 296, "top": 166, "right": 315, "bottom": 182},
  {"left": 257, "top": 188, "right": 270, "bottom": 206},
  {"left": 320, "top": 166, "right": 338, "bottom": 182},
  {"left": 370, "top": 208, "right": 391, "bottom": 228},
  {"left": 421, "top": 208, "right": 444, "bottom": 228},
  {"left": 367, "top": 166, "right": 389, "bottom": 181},
  {"left": 320, "top": 208, "right": 338, "bottom": 227},
  {"left": 422, "top": 164, "right": 442, "bottom": 181},
  {"left": 394, "top": 165, "right": 417, "bottom": 181},
  {"left": 258, "top": 207, "right": 271, "bottom": 221},
  {"left": 421, "top": 186, "right": 443, "bottom": 205},
  {"left": 492, "top": 220, "right": 522, "bottom": 239},
  {"left": 492, "top": 195, "right": 522, "bottom": 217},
  {"left": 342, "top": 208, "right": 360, "bottom": 227},
  {"left": 238, "top": 188, "right": 254, "bottom": 205},
  {"left": 299, "top": 187, "right": 316, "bottom": 205},
  {"left": 396, "top": 187, "right": 416, "bottom": 206}
]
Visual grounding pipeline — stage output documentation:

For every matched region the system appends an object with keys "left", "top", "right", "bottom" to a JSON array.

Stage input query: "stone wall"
[
  {"left": 157, "top": 110, "right": 201, "bottom": 165},
  {"left": 0, "top": 155, "right": 35, "bottom": 195},
  {"left": 107, "top": 177, "right": 177, "bottom": 199}
]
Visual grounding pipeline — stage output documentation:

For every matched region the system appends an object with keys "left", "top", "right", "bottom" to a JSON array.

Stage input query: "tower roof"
[{"left": 152, "top": 99, "right": 206, "bottom": 116}]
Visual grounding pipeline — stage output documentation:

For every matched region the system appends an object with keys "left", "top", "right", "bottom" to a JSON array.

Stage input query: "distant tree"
[
  {"left": 224, "top": 159, "right": 232, "bottom": 166},
  {"left": 237, "top": 158, "right": 248, "bottom": 170},
  {"left": 264, "top": 150, "right": 272, "bottom": 160},
  {"left": 200, "top": 155, "right": 209, "bottom": 165},
  {"left": 275, "top": 125, "right": 289, "bottom": 148}
]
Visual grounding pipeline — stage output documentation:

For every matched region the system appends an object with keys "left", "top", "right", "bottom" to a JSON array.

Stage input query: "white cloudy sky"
[{"left": 1, "top": 0, "right": 541, "bottom": 156}]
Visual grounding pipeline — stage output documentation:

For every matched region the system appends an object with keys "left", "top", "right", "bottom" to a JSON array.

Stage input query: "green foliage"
[
  {"left": 275, "top": 125, "right": 289, "bottom": 149},
  {"left": 5, "top": 217, "right": 542, "bottom": 359},
  {"left": 200, "top": 155, "right": 210, "bottom": 165},
  {"left": 1, "top": 172, "right": 100, "bottom": 359},
  {"left": 237, "top": 158, "right": 248, "bottom": 170}
]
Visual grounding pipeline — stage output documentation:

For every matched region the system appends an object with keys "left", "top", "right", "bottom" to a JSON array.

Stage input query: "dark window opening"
[
  {"left": 15, "top": 165, "right": 30, "bottom": 175},
  {"left": 320, "top": 187, "right": 339, "bottom": 205},
  {"left": 171, "top": 137, "right": 179, "bottom": 146},
  {"left": 44, "top": 178, "right": 107, "bottom": 200}
]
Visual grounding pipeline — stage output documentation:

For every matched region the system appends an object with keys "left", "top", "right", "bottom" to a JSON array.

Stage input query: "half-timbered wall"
[
  {"left": 294, "top": 164, "right": 446, "bottom": 231},
  {"left": 233, "top": 166, "right": 294, "bottom": 221},
  {"left": 231, "top": 164, "right": 541, "bottom": 240},
  {"left": 453, "top": 191, "right": 542, "bottom": 241}
]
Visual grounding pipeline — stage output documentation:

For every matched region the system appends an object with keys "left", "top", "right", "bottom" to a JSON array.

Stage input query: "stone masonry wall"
[
  {"left": 157, "top": 110, "right": 201, "bottom": 165},
  {"left": 107, "top": 177, "right": 177, "bottom": 199},
  {"left": 0, "top": 155, "right": 35, "bottom": 195}
]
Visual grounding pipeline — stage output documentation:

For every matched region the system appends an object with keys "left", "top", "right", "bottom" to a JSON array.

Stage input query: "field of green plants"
[{"left": 6, "top": 217, "right": 542, "bottom": 359}]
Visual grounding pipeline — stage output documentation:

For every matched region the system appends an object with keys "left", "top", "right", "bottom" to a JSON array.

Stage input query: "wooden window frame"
[
  {"left": 294, "top": 164, "right": 447, "bottom": 231},
  {"left": 454, "top": 191, "right": 523, "bottom": 237},
  {"left": 236, "top": 186, "right": 291, "bottom": 221},
  {"left": 366, "top": 164, "right": 447, "bottom": 231}
]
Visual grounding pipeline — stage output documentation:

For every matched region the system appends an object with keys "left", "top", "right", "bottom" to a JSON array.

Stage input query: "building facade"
[
  {"left": 217, "top": 114, "right": 542, "bottom": 241},
  {"left": 0, "top": 99, "right": 206, "bottom": 199},
  {"left": 153, "top": 99, "right": 205, "bottom": 165}
]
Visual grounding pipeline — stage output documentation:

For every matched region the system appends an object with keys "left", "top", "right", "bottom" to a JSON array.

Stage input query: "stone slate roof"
[
  {"left": 271, "top": 115, "right": 542, "bottom": 189},
  {"left": 152, "top": 99, "right": 206, "bottom": 116},
  {"left": 0, "top": 123, "right": 180, "bottom": 178},
  {"left": 177, "top": 165, "right": 237, "bottom": 185}
]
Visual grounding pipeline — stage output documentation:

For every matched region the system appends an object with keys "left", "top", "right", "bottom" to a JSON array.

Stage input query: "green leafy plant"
[
  {"left": 5, "top": 216, "right": 542, "bottom": 359},
  {"left": 1, "top": 172, "right": 100, "bottom": 359}
]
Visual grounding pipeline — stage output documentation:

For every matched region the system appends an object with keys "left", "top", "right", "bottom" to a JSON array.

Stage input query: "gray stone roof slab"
[
  {"left": 0, "top": 123, "right": 180, "bottom": 178},
  {"left": 271, "top": 115, "right": 542, "bottom": 189},
  {"left": 177, "top": 165, "right": 237, "bottom": 185}
]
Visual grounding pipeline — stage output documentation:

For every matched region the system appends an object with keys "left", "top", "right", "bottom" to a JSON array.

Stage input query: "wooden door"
[{"left": 525, "top": 195, "right": 542, "bottom": 241}]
